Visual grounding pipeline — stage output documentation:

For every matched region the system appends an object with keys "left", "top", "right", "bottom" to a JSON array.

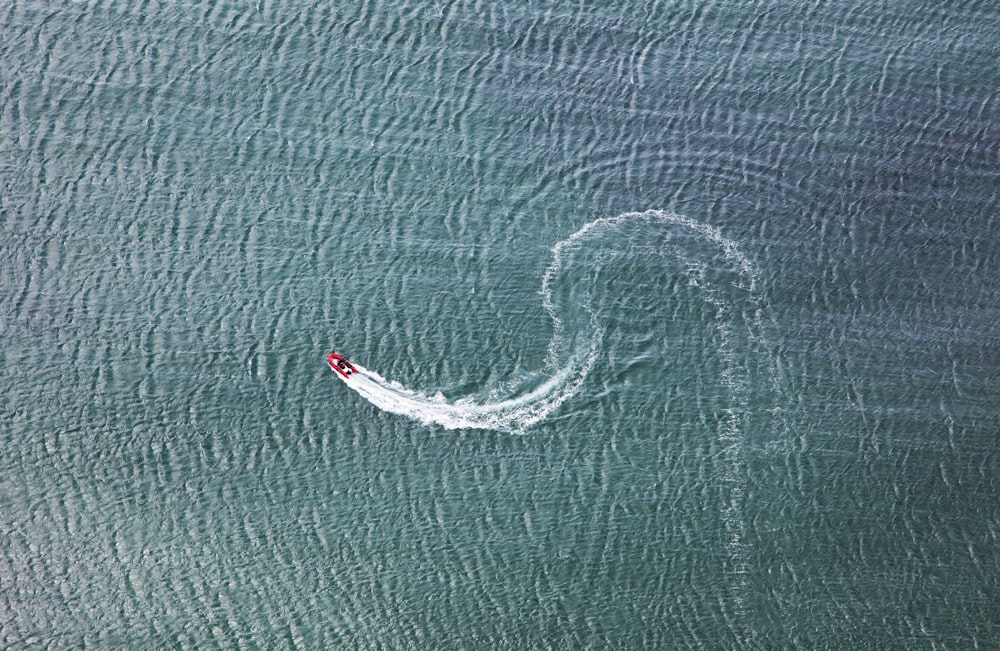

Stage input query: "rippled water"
[{"left": 2, "top": 1, "right": 998, "bottom": 648}]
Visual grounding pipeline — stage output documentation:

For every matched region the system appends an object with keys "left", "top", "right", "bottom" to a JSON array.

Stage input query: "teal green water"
[{"left": 2, "top": 1, "right": 998, "bottom": 648}]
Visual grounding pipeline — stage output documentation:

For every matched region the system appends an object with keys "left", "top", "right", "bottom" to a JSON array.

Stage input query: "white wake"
[{"left": 329, "top": 209, "right": 758, "bottom": 433}]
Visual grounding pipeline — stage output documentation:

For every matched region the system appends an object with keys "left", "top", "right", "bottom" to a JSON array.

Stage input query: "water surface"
[{"left": 2, "top": 1, "right": 998, "bottom": 648}]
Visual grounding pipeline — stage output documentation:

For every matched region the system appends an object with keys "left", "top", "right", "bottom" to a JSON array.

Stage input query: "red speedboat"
[{"left": 328, "top": 353, "right": 358, "bottom": 379}]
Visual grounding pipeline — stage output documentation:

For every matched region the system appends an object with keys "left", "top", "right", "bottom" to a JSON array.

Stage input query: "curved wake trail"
[
  {"left": 328, "top": 209, "right": 759, "bottom": 435},
  {"left": 329, "top": 208, "right": 764, "bottom": 643}
]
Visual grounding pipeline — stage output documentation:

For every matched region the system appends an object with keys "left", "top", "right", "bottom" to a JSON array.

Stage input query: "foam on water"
[
  {"left": 330, "top": 209, "right": 764, "bottom": 634},
  {"left": 329, "top": 209, "right": 759, "bottom": 434}
]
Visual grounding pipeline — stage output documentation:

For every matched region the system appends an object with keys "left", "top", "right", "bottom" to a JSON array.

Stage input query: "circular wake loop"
[
  {"left": 330, "top": 208, "right": 765, "bottom": 640},
  {"left": 330, "top": 209, "right": 761, "bottom": 435}
]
